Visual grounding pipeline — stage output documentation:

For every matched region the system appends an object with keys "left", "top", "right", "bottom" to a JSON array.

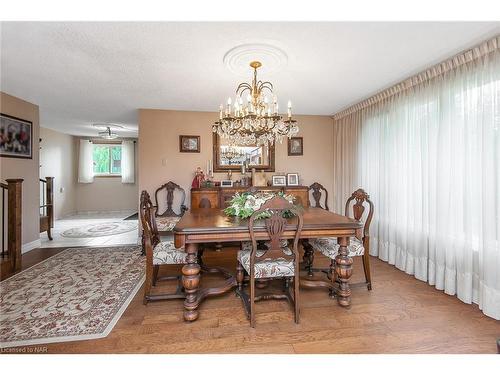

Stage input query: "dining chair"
[
  {"left": 308, "top": 182, "right": 329, "bottom": 210},
  {"left": 140, "top": 190, "right": 186, "bottom": 304},
  {"left": 140, "top": 181, "right": 187, "bottom": 253},
  {"left": 305, "top": 188, "right": 374, "bottom": 292},
  {"left": 236, "top": 195, "right": 304, "bottom": 327}
]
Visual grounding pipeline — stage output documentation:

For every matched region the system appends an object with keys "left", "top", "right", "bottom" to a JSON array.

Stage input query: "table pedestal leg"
[
  {"left": 335, "top": 236, "right": 353, "bottom": 307},
  {"left": 182, "top": 243, "right": 200, "bottom": 321},
  {"left": 302, "top": 239, "right": 314, "bottom": 277}
]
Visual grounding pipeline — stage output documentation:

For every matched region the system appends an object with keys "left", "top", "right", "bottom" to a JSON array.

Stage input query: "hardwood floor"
[{"left": 5, "top": 245, "right": 500, "bottom": 354}]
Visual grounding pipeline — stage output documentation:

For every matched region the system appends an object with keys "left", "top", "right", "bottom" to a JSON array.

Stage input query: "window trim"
[{"left": 92, "top": 143, "right": 122, "bottom": 177}]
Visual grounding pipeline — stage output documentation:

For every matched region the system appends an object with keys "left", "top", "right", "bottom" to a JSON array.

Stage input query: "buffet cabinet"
[{"left": 191, "top": 186, "right": 310, "bottom": 209}]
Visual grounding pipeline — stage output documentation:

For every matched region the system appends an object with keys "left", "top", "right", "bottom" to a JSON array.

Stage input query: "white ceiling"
[{"left": 1, "top": 22, "right": 499, "bottom": 137}]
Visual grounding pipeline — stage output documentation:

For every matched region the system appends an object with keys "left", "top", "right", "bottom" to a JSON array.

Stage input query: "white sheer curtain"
[
  {"left": 333, "top": 40, "right": 500, "bottom": 319},
  {"left": 121, "top": 140, "right": 135, "bottom": 184},
  {"left": 78, "top": 139, "right": 94, "bottom": 183}
]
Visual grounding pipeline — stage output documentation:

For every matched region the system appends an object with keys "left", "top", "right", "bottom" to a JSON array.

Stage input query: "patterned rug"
[
  {"left": 60, "top": 221, "right": 137, "bottom": 238},
  {"left": 0, "top": 246, "right": 145, "bottom": 348}
]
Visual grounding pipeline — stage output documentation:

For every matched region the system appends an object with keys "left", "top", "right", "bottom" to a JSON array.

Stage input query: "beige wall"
[
  {"left": 75, "top": 138, "right": 139, "bottom": 213},
  {"left": 40, "top": 127, "right": 77, "bottom": 219},
  {"left": 0, "top": 92, "right": 40, "bottom": 248},
  {"left": 139, "top": 109, "right": 334, "bottom": 209}
]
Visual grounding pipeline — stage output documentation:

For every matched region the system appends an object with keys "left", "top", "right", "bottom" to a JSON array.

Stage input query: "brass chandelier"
[{"left": 213, "top": 61, "right": 298, "bottom": 146}]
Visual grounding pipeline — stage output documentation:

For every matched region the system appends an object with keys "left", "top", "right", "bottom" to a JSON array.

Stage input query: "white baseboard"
[
  {"left": 74, "top": 209, "right": 136, "bottom": 216},
  {"left": 22, "top": 239, "right": 42, "bottom": 254}
]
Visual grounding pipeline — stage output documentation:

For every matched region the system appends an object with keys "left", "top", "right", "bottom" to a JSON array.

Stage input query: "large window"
[
  {"left": 332, "top": 45, "right": 500, "bottom": 319},
  {"left": 92, "top": 144, "right": 122, "bottom": 175}
]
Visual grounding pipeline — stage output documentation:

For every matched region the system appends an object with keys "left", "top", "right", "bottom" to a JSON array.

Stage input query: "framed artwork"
[
  {"left": 288, "top": 137, "right": 303, "bottom": 156},
  {"left": 179, "top": 135, "right": 200, "bottom": 153},
  {"left": 221, "top": 180, "right": 234, "bottom": 187},
  {"left": 287, "top": 173, "right": 299, "bottom": 186},
  {"left": 272, "top": 175, "right": 287, "bottom": 186},
  {"left": 0, "top": 113, "right": 33, "bottom": 159}
]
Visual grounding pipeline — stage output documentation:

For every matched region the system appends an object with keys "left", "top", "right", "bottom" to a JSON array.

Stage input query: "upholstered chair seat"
[
  {"left": 310, "top": 236, "right": 365, "bottom": 259},
  {"left": 237, "top": 246, "right": 294, "bottom": 279},
  {"left": 155, "top": 216, "right": 181, "bottom": 232},
  {"left": 153, "top": 240, "right": 187, "bottom": 265}
]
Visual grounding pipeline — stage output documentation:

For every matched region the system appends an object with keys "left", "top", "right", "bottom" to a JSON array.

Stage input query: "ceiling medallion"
[
  {"left": 223, "top": 43, "right": 288, "bottom": 76},
  {"left": 213, "top": 60, "right": 298, "bottom": 146}
]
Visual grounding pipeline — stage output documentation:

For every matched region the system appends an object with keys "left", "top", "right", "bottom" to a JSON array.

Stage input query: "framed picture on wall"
[
  {"left": 288, "top": 137, "right": 303, "bottom": 156},
  {"left": 179, "top": 135, "right": 200, "bottom": 153},
  {"left": 0, "top": 113, "right": 33, "bottom": 159}
]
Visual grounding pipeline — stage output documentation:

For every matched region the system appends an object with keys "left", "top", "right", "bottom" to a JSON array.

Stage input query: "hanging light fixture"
[
  {"left": 213, "top": 61, "right": 298, "bottom": 146},
  {"left": 98, "top": 127, "right": 118, "bottom": 140}
]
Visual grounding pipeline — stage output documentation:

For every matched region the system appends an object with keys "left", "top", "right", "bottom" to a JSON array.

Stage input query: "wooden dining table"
[{"left": 173, "top": 207, "right": 363, "bottom": 322}]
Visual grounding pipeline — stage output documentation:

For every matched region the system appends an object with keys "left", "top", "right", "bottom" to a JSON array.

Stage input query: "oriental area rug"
[
  {"left": 0, "top": 246, "right": 145, "bottom": 348},
  {"left": 60, "top": 221, "right": 137, "bottom": 238}
]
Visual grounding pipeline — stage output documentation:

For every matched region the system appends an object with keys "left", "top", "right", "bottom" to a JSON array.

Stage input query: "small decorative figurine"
[{"left": 191, "top": 166, "right": 205, "bottom": 188}]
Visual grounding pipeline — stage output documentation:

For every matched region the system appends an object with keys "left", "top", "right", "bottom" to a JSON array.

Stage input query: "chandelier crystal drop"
[{"left": 213, "top": 61, "right": 298, "bottom": 146}]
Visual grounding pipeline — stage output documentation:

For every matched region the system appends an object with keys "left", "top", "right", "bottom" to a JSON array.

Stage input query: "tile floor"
[{"left": 40, "top": 210, "right": 141, "bottom": 248}]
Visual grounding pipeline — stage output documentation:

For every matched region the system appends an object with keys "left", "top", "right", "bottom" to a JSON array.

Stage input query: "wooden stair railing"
[
  {"left": 39, "top": 177, "right": 54, "bottom": 241},
  {"left": 0, "top": 178, "right": 23, "bottom": 278}
]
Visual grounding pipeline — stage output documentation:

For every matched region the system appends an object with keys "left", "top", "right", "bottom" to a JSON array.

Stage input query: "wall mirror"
[{"left": 212, "top": 133, "right": 275, "bottom": 172}]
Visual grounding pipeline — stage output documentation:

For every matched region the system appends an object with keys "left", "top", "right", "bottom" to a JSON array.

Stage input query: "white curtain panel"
[
  {"left": 121, "top": 140, "right": 135, "bottom": 184},
  {"left": 78, "top": 139, "right": 94, "bottom": 183},
  {"left": 332, "top": 44, "right": 500, "bottom": 319}
]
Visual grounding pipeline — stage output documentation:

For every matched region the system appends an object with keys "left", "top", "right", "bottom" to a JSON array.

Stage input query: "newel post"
[
  {"left": 45, "top": 177, "right": 54, "bottom": 228},
  {"left": 6, "top": 178, "right": 23, "bottom": 271}
]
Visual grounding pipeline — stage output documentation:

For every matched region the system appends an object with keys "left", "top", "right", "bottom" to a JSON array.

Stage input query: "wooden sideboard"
[{"left": 191, "top": 186, "right": 310, "bottom": 209}]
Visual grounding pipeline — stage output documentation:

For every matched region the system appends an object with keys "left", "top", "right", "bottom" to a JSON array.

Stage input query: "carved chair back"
[
  {"left": 344, "top": 188, "right": 374, "bottom": 239},
  {"left": 248, "top": 195, "right": 304, "bottom": 276},
  {"left": 309, "top": 182, "right": 329, "bottom": 211},
  {"left": 139, "top": 190, "right": 161, "bottom": 251},
  {"left": 154, "top": 181, "right": 187, "bottom": 217}
]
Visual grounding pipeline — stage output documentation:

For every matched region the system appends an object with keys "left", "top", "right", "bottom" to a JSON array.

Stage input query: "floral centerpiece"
[{"left": 224, "top": 191, "right": 300, "bottom": 220}]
